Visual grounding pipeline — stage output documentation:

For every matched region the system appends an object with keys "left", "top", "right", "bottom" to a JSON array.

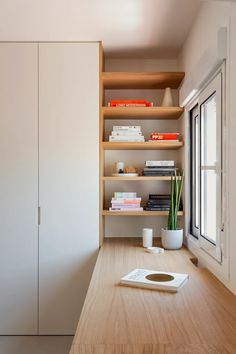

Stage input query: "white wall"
[
  {"left": 104, "top": 59, "right": 183, "bottom": 238},
  {"left": 178, "top": 1, "right": 236, "bottom": 294}
]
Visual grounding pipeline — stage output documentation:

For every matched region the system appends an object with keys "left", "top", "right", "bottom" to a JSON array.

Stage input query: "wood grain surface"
[{"left": 70, "top": 238, "right": 236, "bottom": 354}]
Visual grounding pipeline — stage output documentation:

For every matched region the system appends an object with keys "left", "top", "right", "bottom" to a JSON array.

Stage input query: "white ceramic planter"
[{"left": 161, "top": 228, "right": 183, "bottom": 250}]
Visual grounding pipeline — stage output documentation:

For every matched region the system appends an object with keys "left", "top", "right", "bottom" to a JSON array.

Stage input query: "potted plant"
[{"left": 161, "top": 170, "right": 184, "bottom": 250}]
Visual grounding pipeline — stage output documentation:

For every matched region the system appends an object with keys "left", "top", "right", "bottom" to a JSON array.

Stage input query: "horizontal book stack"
[
  {"left": 143, "top": 160, "right": 176, "bottom": 176},
  {"left": 108, "top": 100, "right": 153, "bottom": 107},
  {"left": 145, "top": 194, "right": 171, "bottom": 211},
  {"left": 109, "top": 192, "right": 143, "bottom": 212},
  {"left": 109, "top": 126, "right": 145, "bottom": 142},
  {"left": 149, "top": 133, "right": 180, "bottom": 143},
  {"left": 145, "top": 194, "right": 183, "bottom": 211}
]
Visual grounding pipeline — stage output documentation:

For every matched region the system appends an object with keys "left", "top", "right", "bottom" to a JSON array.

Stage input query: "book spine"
[
  {"left": 114, "top": 192, "right": 137, "bottom": 198},
  {"left": 112, "top": 131, "right": 142, "bottom": 136},
  {"left": 113, "top": 126, "right": 141, "bottom": 131},
  {"left": 148, "top": 140, "right": 179, "bottom": 143},
  {"left": 145, "top": 160, "right": 175, "bottom": 167},
  {"left": 109, "top": 207, "right": 143, "bottom": 211},
  {"left": 112, "top": 197, "right": 141, "bottom": 201},
  {"left": 150, "top": 133, "right": 179, "bottom": 140},
  {"left": 109, "top": 103, "right": 153, "bottom": 107},
  {"left": 109, "top": 136, "right": 145, "bottom": 142}
]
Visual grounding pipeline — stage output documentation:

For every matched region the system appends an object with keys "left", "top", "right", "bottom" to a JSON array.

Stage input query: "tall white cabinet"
[{"left": 0, "top": 42, "right": 100, "bottom": 335}]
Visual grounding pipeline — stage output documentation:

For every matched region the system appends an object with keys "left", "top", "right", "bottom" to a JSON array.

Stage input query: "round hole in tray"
[{"left": 145, "top": 273, "right": 175, "bottom": 282}]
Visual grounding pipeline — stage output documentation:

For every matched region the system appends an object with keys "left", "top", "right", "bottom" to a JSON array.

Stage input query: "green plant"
[{"left": 167, "top": 170, "right": 184, "bottom": 230}]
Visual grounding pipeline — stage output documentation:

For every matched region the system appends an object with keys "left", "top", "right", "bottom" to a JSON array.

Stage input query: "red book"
[
  {"left": 150, "top": 133, "right": 179, "bottom": 141},
  {"left": 109, "top": 100, "right": 153, "bottom": 107}
]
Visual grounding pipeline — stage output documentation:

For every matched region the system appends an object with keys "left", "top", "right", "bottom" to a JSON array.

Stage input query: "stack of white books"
[
  {"left": 109, "top": 192, "right": 143, "bottom": 211},
  {"left": 109, "top": 126, "right": 145, "bottom": 142}
]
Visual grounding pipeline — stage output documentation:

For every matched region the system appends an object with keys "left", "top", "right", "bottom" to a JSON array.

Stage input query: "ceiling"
[{"left": 0, "top": 0, "right": 203, "bottom": 58}]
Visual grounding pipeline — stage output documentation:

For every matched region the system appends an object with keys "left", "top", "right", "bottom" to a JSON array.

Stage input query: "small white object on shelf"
[
  {"left": 145, "top": 247, "right": 164, "bottom": 254},
  {"left": 142, "top": 228, "right": 153, "bottom": 247},
  {"left": 120, "top": 269, "right": 189, "bottom": 292}
]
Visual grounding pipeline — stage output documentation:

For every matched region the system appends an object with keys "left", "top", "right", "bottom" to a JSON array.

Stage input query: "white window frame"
[{"left": 189, "top": 69, "right": 224, "bottom": 263}]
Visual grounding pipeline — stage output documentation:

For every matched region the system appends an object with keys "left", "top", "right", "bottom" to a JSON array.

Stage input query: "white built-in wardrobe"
[{"left": 0, "top": 42, "right": 99, "bottom": 335}]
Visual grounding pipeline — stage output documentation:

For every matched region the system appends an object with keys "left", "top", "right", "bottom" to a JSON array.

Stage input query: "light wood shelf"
[
  {"left": 102, "top": 210, "right": 184, "bottom": 216},
  {"left": 102, "top": 72, "right": 185, "bottom": 89},
  {"left": 102, "top": 106, "right": 184, "bottom": 120},
  {"left": 102, "top": 176, "right": 172, "bottom": 181},
  {"left": 102, "top": 141, "right": 183, "bottom": 150}
]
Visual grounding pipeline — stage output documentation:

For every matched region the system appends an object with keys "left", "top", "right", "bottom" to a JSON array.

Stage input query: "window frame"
[{"left": 189, "top": 70, "right": 224, "bottom": 263}]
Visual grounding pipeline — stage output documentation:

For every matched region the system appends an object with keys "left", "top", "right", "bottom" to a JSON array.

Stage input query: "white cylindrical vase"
[
  {"left": 161, "top": 228, "right": 183, "bottom": 250},
  {"left": 142, "top": 228, "right": 153, "bottom": 248},
  {"left": 161, "top": 87, "right": 173, "bottom": 107}
]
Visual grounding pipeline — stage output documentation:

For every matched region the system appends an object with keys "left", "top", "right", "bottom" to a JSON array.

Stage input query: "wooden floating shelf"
[
  {"left": 102, "top": 176, "right": 172, "bottom": 181},
  {"left": 102, "top": 210, "right": 184, "bottom": 216},
  {"left": 102, "top": 106, "right": 184, "bottom": 120},
  {"left": 102, "top": 72, "right": 185, "bottom": 89},
  {"left": 102, "top": 141, "right": 183, "bottom": 150}
]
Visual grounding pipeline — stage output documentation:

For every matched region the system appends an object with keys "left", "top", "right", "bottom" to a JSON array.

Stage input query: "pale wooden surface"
[
  {"left": 70, "top": 238, "right": 236, "bottom": 354},
  {"left": 102, "top": 141, "right": 183, "bottom": 150},
  {"left": 102, "top": 210, "right": 184, "bottom": 216},
  {"left": 102, "top": 72, "right": 185, "bottom": 89},
  {"left": 102, "top": 106, "right": 184, "bottom": 120},
  {"left": 102, "top": 176, "right": 172, "bottom": 181}
]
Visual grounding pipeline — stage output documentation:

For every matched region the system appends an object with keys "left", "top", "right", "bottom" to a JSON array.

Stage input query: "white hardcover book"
[
  {"left": 113, "top": 126, "right": 141, "bottom": 131},
  {"left": 111, "top": 131, "right": 142, "bottom": 136},
  {"left": 145, "top": 161, "right": 175, "bottom": 167},
  {"left": 109, "top": 136, "right": 145, "bottom": 142},
  {"left": 120, "top": 269, "right": 189, "bottom": 292},
  {"left": 114, "top": 192, "right": 137, "bottom": 198}
]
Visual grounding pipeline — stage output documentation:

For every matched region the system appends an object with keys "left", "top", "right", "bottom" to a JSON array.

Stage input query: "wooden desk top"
[{"left": 70, "top": 238, "right": 236, "bottom": 354}]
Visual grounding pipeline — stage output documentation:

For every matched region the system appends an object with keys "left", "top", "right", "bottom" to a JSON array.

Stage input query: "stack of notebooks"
[
  {"left": 145, "top": 194, "right": 171, "bottom": 211},
  {"left": 143, "top": 160, "right": 176, "bottom": 176},
  {"left": 149, "top": 133, "right": 180, "bottom": 142},
  {"left": 109, "top": 192, "right": 143, "bottom": 212},
  {"left": 109, "top": 126, "right": 145, "bottom": 142}
]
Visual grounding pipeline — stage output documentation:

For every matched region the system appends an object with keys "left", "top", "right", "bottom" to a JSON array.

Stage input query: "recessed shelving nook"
[{"left": 99, "top": 68, "right": 185, "bottom": 246}]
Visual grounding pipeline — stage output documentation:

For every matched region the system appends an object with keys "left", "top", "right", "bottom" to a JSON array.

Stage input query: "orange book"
[
  {"left": 109, "top": 100, "right": 153, "bottom": 107},
  {"left": 150, "top": 133, "right": 179, "bottom": 140}
]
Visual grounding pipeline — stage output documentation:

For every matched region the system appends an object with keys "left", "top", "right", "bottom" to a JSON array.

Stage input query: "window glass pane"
[
  {"left": 201, "top": 93, "right": 217, "bottom": 166},
  {"left": 201, "top": 169, "right": 217, "bottom": 243},
  {"left": 194, "top": 116, "right": 199, "bottom": 228}
]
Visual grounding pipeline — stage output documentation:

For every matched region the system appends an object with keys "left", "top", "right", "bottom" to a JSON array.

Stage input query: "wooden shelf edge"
[
  {"left": 102, "top": 71, "right": 185, "bottom": 89},
  {"left": 102, "top": 141, "right": 183, "bottom": 150},
  {"left": 102, "top": 176, "right": 172, "bottom": 181},
  {"left": 102, "top": 210, "right": 184, "bottom": 216},
  {"left": 102, "top": 106, "right": 184, "bottom": 120}
]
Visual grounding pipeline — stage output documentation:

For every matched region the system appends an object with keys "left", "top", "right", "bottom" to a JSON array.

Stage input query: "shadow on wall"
[{"left": 0, "top": 336, "right": 73, "bottom": 354}]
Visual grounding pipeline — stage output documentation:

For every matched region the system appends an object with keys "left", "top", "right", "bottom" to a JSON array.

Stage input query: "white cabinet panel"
[
  {"left": 0, "top": 43, "right": 38, "bottom": 334},
  {"left": 39, "top": 43, "right": 99, "bottom": 334}
]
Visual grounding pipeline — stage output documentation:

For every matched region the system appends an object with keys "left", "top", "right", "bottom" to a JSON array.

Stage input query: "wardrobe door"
[
  {"left": 39, "top": 43, "right": 99, "bottom": 335},
  {"left": 0, "top": 43, "right": 38, "bottom": 334}
]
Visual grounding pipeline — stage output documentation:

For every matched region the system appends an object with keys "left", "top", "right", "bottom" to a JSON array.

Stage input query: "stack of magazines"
[
  {"left": 143, "top": 160, "right": 176, "bottom": 176},
  {"left": 109, "top": 126, "right": 145, "bottom": 142},
  {"left": 109, "top": 192, "right": 143, "bottom": 212}
]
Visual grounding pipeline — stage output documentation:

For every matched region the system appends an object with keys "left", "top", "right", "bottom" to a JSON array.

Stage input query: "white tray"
[{"left": 112, "top": 173, "right": 138, "bottom": 177}]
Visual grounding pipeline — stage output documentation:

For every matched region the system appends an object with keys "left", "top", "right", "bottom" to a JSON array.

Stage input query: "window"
[{"left": 190, "top": 71, "right": 223, "bottom": 262}]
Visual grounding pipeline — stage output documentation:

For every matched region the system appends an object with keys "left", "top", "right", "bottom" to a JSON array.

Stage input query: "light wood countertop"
[{"left": 70, "top": 238, "right": 236, "bottom": 354}]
